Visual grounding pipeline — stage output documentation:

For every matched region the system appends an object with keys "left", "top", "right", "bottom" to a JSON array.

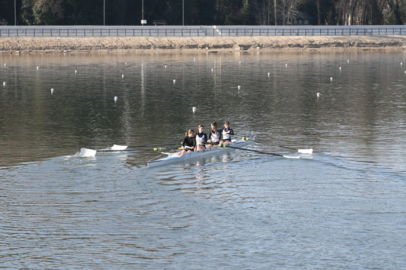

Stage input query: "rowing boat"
[{"left": 147, "top": 138, "right": 254, "bottom": 168}]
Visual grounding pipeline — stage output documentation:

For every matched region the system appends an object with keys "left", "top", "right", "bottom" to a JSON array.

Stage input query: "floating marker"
[
  {"left": 267, "top": 72, "right": 270, "bottom": 77},
  {"left": 239, "top": 61, "right": 241, "bottom": 64},
  {"left": 75, "top": 70, "right": 77, "bottom": 73},
  {"left": 51, "top": 88, "right": 54, "bottom": 94},
  {"left": 173, "top": 79, "right": 176, "bottom": 84},
  {"left": 330, "top": 77, "right": 333, "bottom": 81},
  {"left": 192, "top": 107, "right": 197, "bottom": 113},
  {"left": 317, "top": 92, "right": 320, "bottom": 98},
  {"left": 339, "top": 67, "right": 341, "bottom": 70},
  {"left": 165, "top": 65, "right": 167, "bottom": 68},
  {"left": 125, "top": 62, "right": 127, "bottom": 65},
  {"left": 122, "top": 74, "right": 124, "bottom": 78},
  {"left": 404, "top": 71, "right": 406, "bottom": 74},
  {"left": 238, "top": 85, "right": 241, "bottom": 90},
  {"left": 3, "top": 82, "right": 6, "bottom": 86},
  {"left": 285, "top": 64, "right": 288, "bottom": 68},
  {"left": 3, "top": 63, "right": 6, "bottom": 67},
  {"left": 36, "top": 66, "right": 39, "bottom": 70},
  {"left": 347, "top": 60, "right": 350, "bottom": 63},
  {"left": 211, "top": 68, "right": 214, "bottom": 72},
  {"left": 114, "top": 96, "right": 118, "bottom": 102},
  {"left": 193, "top": 57, "right": 196, "bottom": 61},
  {"left": 401, "top": 62, "right": 403, "bottom": 66}
]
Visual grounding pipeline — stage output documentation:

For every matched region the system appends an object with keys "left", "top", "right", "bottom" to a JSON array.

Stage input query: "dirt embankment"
[{"left": 1, "top": 36, "right": 406, "bottom": 53}]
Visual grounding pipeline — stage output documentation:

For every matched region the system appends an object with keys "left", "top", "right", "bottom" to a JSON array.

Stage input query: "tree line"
[{"left": 0, "top": 0, "right": 405, "bottom": 26}]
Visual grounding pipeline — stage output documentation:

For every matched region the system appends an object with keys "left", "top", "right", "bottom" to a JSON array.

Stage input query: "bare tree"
[
  {"left": 252, "top": 0, "right": 269, "bottom": 24},
  {"left": 279, "top": 0, "right": 303, "bottom": 25},
  {"left": 274, "top": 0, "right": 277, "bottom": 25},
  {"left": 348, "top": 0, "right": 359, "bottom": 25}
]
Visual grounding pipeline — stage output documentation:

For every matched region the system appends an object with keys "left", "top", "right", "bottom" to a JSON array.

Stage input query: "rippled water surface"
[{"left": 1, "top": 51, "right": 406, "bottom": 269}]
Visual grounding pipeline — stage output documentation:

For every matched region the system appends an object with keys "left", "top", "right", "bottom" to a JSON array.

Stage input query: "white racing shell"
[{"left": 147, "top": 138, "right": 253, "bottom": 168}]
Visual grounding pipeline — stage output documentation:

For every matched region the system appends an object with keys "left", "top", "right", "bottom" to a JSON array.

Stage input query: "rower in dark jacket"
[{"left": 181, "top": 129, "right": 196, "bottom": 154}]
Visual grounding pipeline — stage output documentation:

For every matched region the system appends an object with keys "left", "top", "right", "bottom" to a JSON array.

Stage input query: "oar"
[
  {"left": 278, "top": 145, "right": 313, "bottom": 154},
  {"left": 109, "top": 143, "right": 179, "bottom": 151},
  {"left": 99, "top": 146, "right": 179, "bottom": 152},
  {"left": 127, "top": 143, "right": 179, "bottom": 148},
  {"left": 77, "top": 145, "right": 179, "bottom": 157},
  {"left": 222, "top": 145, "right": 300, "bottom": 159},
  {"left": 97, "top": 149, "right": 146, "bottom": 153},
  {"left": 251, "top": 140, "right": 313, "bottom": 154}
]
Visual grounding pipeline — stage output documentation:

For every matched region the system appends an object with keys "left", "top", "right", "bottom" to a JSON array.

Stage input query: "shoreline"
[{"left": 1, "top": 36, "right": 406, "bottom": 54}]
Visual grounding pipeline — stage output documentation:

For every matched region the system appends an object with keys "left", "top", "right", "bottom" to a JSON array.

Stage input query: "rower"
[
  {"left": 207, "top": 121, "right": 221, "bottom": 148},
  {"left": 195, "top": 124, "right": 207, "bottom": 151},
  {"left": 220, "top": 120, "right": 234, "bottom": 146},
  {"left": 181, "top": 129, "right": 196, "bottom": 154}
]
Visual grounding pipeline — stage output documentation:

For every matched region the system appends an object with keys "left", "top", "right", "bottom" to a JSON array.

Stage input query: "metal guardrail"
[{"left": 1, "top": 25, "right": 406, "bottom": 38}]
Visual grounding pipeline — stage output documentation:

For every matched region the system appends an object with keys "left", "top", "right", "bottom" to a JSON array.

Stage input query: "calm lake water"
[{"left": 1, "top": 51, "right": 406, "bottom": 269}]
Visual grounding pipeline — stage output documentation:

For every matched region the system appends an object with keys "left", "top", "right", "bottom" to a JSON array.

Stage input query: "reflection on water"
[
  {"left": 1, "top": 51, "right": 406, "bottom": 169},
  {"left": 1, "top": 51, "right": 406, "bottom": 269}
]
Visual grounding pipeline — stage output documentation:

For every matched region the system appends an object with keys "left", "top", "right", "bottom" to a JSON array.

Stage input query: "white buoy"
[
  {"left": 267, "top": 72, "right": 270, "bottom": 77},
  {"left": 339, "top": 67, "right": 341, "bottom": 71},
  {"left": 330, "top": 77, "right": 333, "bottom": 81},
  {"left": 75, "top": 70, "right": 77, "bottom": 73},
  {"left": 165, "top": 65, "right": 167, "bottom": 68},
  {"left": 211, "top": 68, "right": 213, "bottom": 72},
  {"left": 114, "top": 96, "right": 118, "bottom": 102},
  {"left": 122, "top": 74, "right": 124, "bottom": 78},
  {"left": 193, "top": 57, "right": 196, "bottom": 61},
  {"left": 173, "top": 79, "right": 176, "bottom": 84},
  {"left": 238, "top": 85, "right": 241, "bottom": 90},
  {"left": 239, "top": 61, "right": 241, "bottom": 64},
  {"left": 285, "top": 64, "right": 288, "bottom": 68},
  {"left": 36, "top": 66, "right": 39, "bottom": 70},
  {"left": 347, "top": 60, "right": 350, "bottom": 63},
  {"left": 3, "top": 82, "right": 6, "bottom": 86},
  {"left": 3, "top": 63, "right": 6, "bottom": 67},
  {"left": 317, "top": 93, "right": 320, "bottom": 98},
  {"left": 401, "top": 62, "right": 403, "bottom": 66},
  {"left": 125, "top": 62, "right": 127, "bottom": 65},
  {"left": 192, "top": 107, "right": 197, "bottom": 113},
  {"left": 404, "top": 71, "right": 406, "bottom": 74},
  {"left": 51, "top": 88, "right": 54, "bottom": 94}
]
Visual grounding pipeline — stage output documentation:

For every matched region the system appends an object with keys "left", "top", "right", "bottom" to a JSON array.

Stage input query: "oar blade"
[
  {"left": 283, "top": 155, "right": 300, "bottom": 159},
  {"left": 111, "top": 144, "right": 128, "bottom": 151},
  {"left": 78, "top": 148, "right": 97, "bottom": 157},
  {"left": 298, "top": 148, "right": 313, "bottom": 154}
]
